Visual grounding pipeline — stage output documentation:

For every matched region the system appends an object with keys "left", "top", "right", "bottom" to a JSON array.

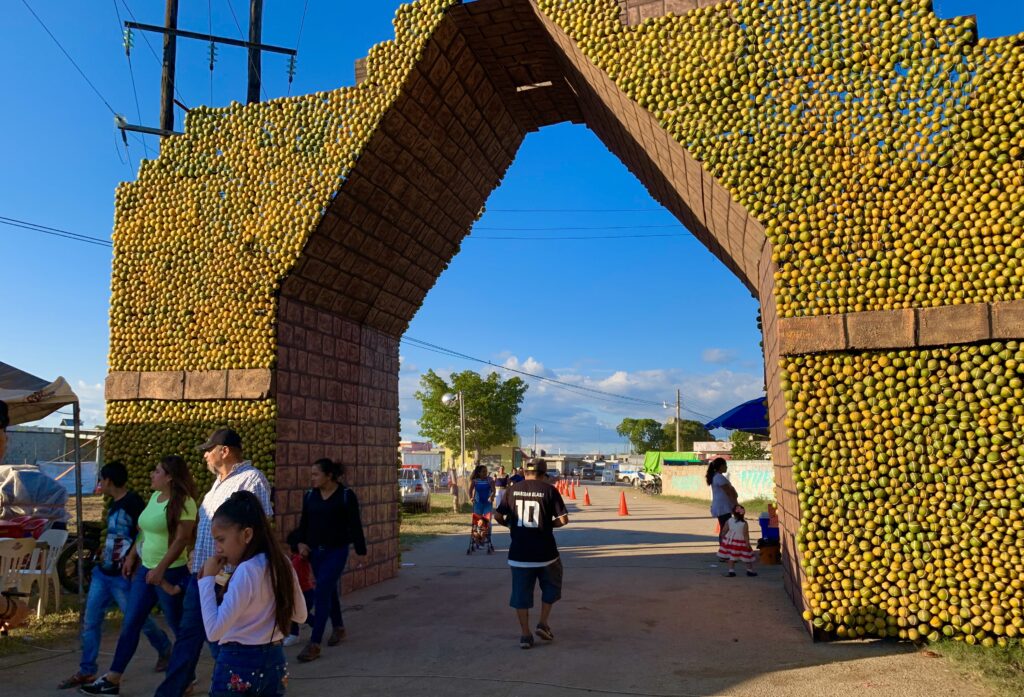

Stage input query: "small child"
[
  {"left": 719, "top": 504, "right": 757, "bottom": 577},
  {"left": 283, "top": 552, "right": 316, "bottom": 647},
  {"left": 199, "top": 491, "right": 307, "bottom": 697}
]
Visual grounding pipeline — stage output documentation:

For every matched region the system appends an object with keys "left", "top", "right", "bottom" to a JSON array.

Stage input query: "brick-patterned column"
[{"left": 274, "top": 297, "right": 401, "bottom": 590}]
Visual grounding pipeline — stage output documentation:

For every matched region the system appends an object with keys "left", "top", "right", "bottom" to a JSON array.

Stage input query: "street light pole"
[
  {"left": 676, "top": 388, "right": 681, "bottom": 452},
  {"left": 458, "top": 390, "right": 466, "bottom": 476}
]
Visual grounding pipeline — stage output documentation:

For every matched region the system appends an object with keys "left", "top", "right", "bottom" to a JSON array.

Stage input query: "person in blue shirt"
[{"left": 469, "top": 464, "right": 495, "bottom": 516}]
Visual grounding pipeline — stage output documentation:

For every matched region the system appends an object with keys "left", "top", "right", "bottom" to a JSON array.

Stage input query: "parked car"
[
  {"left": 580, "top": 465, "right": 596, "bottom": 480},
  {"left": 399, "top": 468, "right": 431, "bottom": 512},
  {"left": 622, "top": 470, "right": 645, "bottom": 486}
]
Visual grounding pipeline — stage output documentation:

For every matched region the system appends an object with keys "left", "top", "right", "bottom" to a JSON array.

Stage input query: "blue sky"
[{"left": 2, "top": 1, "right": 1022, "bottom": 453}]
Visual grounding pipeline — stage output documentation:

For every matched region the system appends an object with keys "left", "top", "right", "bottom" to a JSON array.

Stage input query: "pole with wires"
[{"left": 160, "top": 0, "right": 180, "bottom": 133}]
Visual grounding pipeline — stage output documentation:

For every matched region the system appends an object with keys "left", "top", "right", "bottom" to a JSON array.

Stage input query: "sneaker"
[
  {"left": 79, "top": 677, "right": 120, "bottom": 695},
  {"left": 283, "top": 634, "right": 301, "bottom": 647},
  {"left": 297, "top": 643, "right": 321, "bottom": 663},
  {"left": 327, "top": 627, "right": 346, "bottom": 646},
  {"left": 58, "top": 674, "right": 96, "bottom": 690},
  {"left": 154, "top": 648, "right": 172, "bottom": 672},
  {"left": 519, "top": 634, "right": 535, "bottom": 649},
  {"left": 747, "top": 570, "right": 758, "bottom": 577},
  {"left": 725, "top": 570, "right": 736, "bottom": 577},
  {"left": 535, "top": 623, "right": 554, "bottom": 641}
]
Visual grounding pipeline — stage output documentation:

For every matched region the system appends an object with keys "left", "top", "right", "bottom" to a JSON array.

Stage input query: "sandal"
[{"left": 57, "top": 673, "right": 96, "bottom": 690}]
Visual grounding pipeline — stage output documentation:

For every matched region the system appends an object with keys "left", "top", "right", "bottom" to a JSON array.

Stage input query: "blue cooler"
[{"left": 759, "top": 513, "right": 779, "bottom": 541}]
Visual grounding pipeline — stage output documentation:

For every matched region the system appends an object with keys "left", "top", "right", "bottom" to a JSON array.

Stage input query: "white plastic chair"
[
  {"left": 16, "top": 528, "right": 68, "bottom": 616},
  {"left": 0, "top": 538, "right": 36, "bottom": 594}
]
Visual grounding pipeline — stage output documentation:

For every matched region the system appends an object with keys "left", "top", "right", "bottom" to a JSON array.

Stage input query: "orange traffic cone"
[
  {"left": 618, "top": 491, "right": 629, "bottom": 516},
  {"left": 583, "top": 488, "right": 592, "bottom": 506},
  {"left": 569, "top": 484, "right": 577, "bottom": 501}
]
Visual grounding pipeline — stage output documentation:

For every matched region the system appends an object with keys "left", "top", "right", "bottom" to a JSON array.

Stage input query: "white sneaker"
[{"left": 283, "top": 634, "right": 300, "bottom": 647}]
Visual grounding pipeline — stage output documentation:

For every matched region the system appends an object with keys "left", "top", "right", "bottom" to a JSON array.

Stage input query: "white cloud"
[{"left": 701, "top": 347, "right": 736, "bottom": 365}]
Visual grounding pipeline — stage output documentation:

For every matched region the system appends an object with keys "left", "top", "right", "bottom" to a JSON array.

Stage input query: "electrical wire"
[
  {"left": 287, "top": 0, "right": 311, "bottom": 96},
  {"left": 471, "top": 233, "right": 684, "bottom": 241},
  {"left": 19, "top": 0, "right": 118, "bottom": 116},
  {"left": 488, "top": 208, "right": 666, "bottom": 213},
  {"left": 111, "top": 0, "right": 150, "bottom": 160},
  {"left": 224, "top": 0, "right": 270, "bottom": 102},
  {"left": 475, "top": 225, "right": 685, "bottom": 231},
  {"left": 117, "top": 0, "right": 190, "bottom": 110},
  {"left": 0, "top": 216, "right": 113, "bottom": 249}
]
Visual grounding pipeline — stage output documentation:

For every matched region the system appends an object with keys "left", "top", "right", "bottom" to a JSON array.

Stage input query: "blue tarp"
[{"left": 704, "top": 397, "right": 769, "bottom": 437}]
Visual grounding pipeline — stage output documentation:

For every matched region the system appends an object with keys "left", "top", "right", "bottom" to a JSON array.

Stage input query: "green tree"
[
  {"left": 729, "top": 430, "right": 769, "bottom": 460},
  {"left": 616, "top": 418, "right": 668, "bottom": 453},
  {"left": 662, "top": 419, "right": 715, "bottom": 451},
  {"left": 415, "top": 369, "right": 527, "bottom": 461}
]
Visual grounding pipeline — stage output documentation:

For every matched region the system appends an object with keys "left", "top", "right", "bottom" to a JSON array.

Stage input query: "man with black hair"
[
  {"left": 494, "top": 458, "right": 569, "bottom": 649},
  {"left": 57, "top": 462, "right": 172, "bottom": 689}
]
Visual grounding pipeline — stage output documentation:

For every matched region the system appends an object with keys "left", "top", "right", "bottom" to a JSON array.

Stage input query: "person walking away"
[
  {"left": 719, "top": 505, "right": 757, "bottom": 577},
  {"left": 288, "top": 458, "right": 367, "bottom": 663},
  {"left": 200, "top": 491, "right": 307, "bottom": 697},
  {"left": 706, "top": 458, "right": 738, "bottom": 542},
  {"left": 81, "top": 457, "right": 198, "bottom": 695},
  {"left": 469, "top": 464, "right": 494, "bottom": 517},
  {"left": 493, "top": 466, "right": 510, "bottom": 511},
  {"left": 494, "top": 459, "right": 569, "bottom": 649},
  {"left": 58, "top": 462, "right": 172, "bottom": 690},
  {"left": 152, "top": 428, "right": 273, "bottom": 697}
]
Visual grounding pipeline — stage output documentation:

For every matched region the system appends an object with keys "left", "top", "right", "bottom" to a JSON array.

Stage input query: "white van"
[{"left": 601, "top": 464, "right": 617, "bottom": 485}]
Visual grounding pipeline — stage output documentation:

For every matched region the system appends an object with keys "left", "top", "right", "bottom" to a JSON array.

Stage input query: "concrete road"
[{"left": 1, "top": 484, "right": 990, "bottom": 696}]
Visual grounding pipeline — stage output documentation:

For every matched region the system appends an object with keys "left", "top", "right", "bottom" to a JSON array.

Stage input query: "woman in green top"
[{"left": 87, "top": 456, "right": 198, "bottom": 693}]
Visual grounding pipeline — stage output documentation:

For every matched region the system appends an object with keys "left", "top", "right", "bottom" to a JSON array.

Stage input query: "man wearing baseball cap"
[
  {"left": 494, "top": 458, "right": 569, "bottom": 649},
  {"left": 153, "top": 428, "right": 272, "bottom": 697}
]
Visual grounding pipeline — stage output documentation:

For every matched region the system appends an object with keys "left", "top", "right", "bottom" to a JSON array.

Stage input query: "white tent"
[{"left": 0, "top": 361, "right": 86, "bottom": 607}]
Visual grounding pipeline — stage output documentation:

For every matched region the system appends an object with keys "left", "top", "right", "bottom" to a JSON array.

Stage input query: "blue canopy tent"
[{"left": 704, "top": 397, "right": 770, "bottom": 437}]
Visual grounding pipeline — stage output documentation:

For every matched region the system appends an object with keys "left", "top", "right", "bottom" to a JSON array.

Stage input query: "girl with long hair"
[
  {"left": 83, "top": 456, "right": 199, "bottom": 695},
  {"left": 200, "top": 491, "right": 307, "bottom": 696},
  {"left": 288, "top": 458, "right": 367, "bottom": 663}
]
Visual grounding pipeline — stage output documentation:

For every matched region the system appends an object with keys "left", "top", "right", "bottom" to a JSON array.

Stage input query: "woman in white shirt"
[
  {"left": 706, "top": 457, "right": 738, "bottom": 541},
  {"left": 199, "top": 491, "right": 306, "bottom": 697}
]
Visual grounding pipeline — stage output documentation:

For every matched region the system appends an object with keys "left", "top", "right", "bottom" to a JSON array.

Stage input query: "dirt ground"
[{"left": 3, "top": 485, "right": 992, "bottom": 696}]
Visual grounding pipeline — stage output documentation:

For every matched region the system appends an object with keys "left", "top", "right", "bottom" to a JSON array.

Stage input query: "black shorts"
[{"left": 509, "top": 559, "right": 563, "bottom": 609}]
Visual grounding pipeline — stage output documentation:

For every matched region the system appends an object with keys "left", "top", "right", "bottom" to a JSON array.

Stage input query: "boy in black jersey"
[{"left": 494, "top": 458, "right": 569, "bottom": 649}]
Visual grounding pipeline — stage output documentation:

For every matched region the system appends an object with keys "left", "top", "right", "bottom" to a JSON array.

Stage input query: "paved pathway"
[{"left": 2, "top": 485, "right": 989, "bottom": 696}]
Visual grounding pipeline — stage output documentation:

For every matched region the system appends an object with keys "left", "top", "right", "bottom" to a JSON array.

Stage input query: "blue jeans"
[
  {"left": 310, "top": 546, "right": 348, "bottom": 644},
  {"left": 80, "top": 570, "right": 171, "bottom": 676},
  {"left": 154, "top": 574, "right": 207, "bottom": 697},
  {"left": 210, "top": 643, "right": 287, "bottom": 697},
  {"left": 109, "top": 565, "right": 188, "bottom": 674}
]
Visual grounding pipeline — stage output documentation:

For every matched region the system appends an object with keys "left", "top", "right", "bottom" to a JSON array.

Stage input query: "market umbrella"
[
  {"left": 0, "top": 361, "right": 85, "bottom": 607},
  {"left": 704, "top": 397, "right": 770, "bottom": 437}
]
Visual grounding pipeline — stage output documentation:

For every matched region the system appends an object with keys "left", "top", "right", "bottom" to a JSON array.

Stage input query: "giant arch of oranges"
[{"left": 106, "top": 0, "right": 1024, "bottom": 644}]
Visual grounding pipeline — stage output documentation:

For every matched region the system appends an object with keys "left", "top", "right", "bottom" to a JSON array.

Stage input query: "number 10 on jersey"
[{"left": 515, "top": 499, "right": 541, "bottom": 528}]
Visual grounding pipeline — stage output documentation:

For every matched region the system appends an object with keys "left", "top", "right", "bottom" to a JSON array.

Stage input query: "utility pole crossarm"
[{"left": 124, "top": 21, "right": 296, "bottom": 56}]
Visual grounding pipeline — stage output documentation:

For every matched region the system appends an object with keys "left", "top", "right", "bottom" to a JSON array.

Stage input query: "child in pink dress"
[{"left": 718, "top": 505, "right": 757, "bottom": 577}]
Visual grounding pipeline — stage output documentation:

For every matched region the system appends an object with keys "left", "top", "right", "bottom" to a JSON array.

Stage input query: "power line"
[
  {"left": 112, "top": 0, "right": 151, "bottom": 160},
  {"left": 19, "top": 0, "right": 118, "bottom": 115},
  {"left": 487, "top": 208, "right": 666, "bottom": 213},
  {"left": 287, "top": 0, "right": 311, "bottom": 96},
  {"left": 475, "top": 225, "right": 686, "bottom": 231},
  {"left": 223, "top": 0, "right": 269, "bottom": 101},
  {"left": 118, "top": 0, "right": 190, "bottom": 110},
  {"left": 471, "top": 233, "right": 684, "bottom": 241},
  {"left": 0, "top": 216, "right": 113, "bottom": 249},
  {"left": 401, "top": 336, "right": 664, "bottom": 408}
]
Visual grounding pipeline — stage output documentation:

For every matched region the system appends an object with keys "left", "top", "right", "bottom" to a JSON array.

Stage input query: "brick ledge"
[
  {"left": 779, "top": 300, "right": 1024, "bottom": 355},
  {"left": 106, "top": 369, "right": 275, "bottom": 401}
]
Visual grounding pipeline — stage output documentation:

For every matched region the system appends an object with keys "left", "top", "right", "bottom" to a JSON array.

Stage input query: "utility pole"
[
  {"left": 160, "top": 0, "right": 180, "bottom": 133},
  {"left": 247, "top": 0, "right": 264, "bottom": 104},
  {"left": 675, "top": 388, "right": 681, "bottom": 452},
  {"left": 534, "top": 425, "right": 540, "bottom": 457}
]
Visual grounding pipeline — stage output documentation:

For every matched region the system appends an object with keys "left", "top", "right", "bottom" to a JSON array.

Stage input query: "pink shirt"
[{"left": 199, "top": 553, "right": 307, "bottom": 645}]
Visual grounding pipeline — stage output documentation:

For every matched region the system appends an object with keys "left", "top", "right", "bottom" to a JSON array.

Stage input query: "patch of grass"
[
  {"left": 0, "top": 596, "right": 93, "bottom": 658},
  {"left": 398, "top": 494, "right": 475, "bottom": 551},
  {"left": 930, "top": 639, "right": 1024, "bottom": 696}
]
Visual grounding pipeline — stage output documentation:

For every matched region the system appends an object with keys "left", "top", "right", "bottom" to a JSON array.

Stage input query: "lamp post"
[{"left": 441, "top": 390, "right": 466, "bottom": 481}]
